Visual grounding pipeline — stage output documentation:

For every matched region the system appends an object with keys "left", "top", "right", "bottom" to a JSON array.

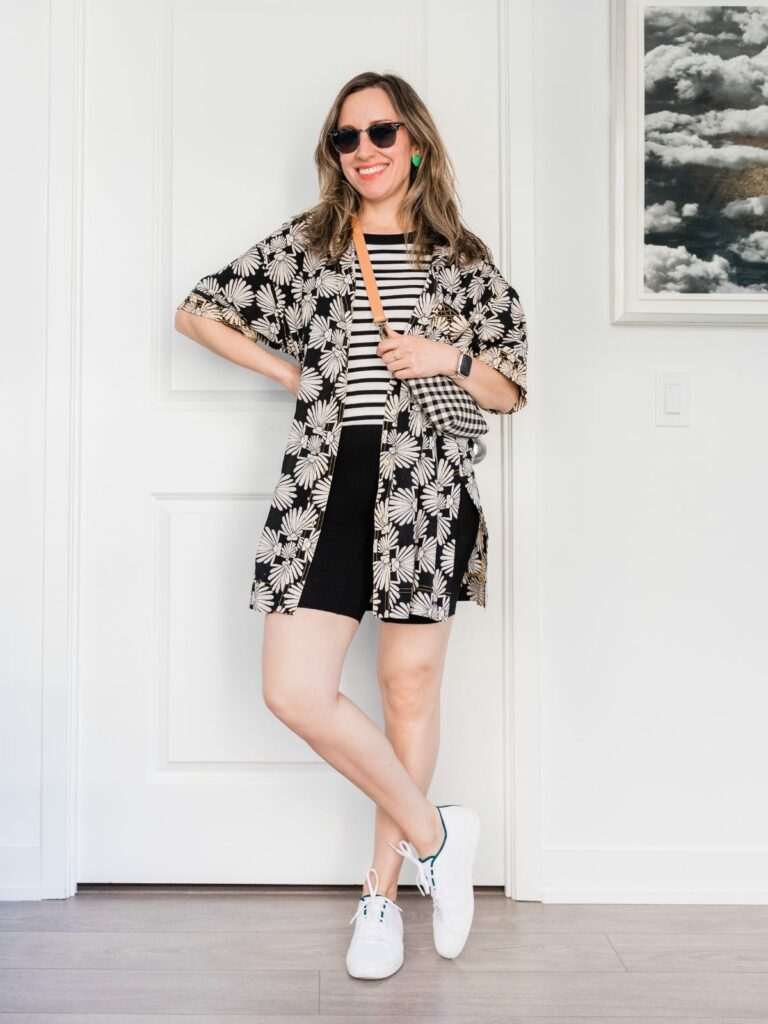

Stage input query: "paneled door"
[{"left": 78, "top": 0, "right": 512, "bottom": 884}]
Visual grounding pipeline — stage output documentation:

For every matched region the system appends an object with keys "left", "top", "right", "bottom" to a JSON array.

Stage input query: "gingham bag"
[{"left": 351, "top": 217, "right": 489, "bottom": 443}]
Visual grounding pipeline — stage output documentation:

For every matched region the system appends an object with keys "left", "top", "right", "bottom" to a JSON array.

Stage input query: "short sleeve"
[
  {"left": 176, "top": 219, "right": 305, "bottom": 364},
  {"left": 469, "top": 261, "right": 528, "bottom": 414}
]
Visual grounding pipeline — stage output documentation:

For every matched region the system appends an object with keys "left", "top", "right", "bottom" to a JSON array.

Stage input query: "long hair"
[{"left": 297, "top": 71, "right": 494, "bottom": 270}]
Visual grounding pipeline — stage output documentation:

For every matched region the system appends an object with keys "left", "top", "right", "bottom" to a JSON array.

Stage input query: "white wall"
[
  {"left": 2, "top": 0, "right": 766, "bottom": 902},
  {"left": 534, "top": 0, "right": 768, "bottom": 901},
  {"left": 0, "top": 0, "right": 51, "bottom": 900}
]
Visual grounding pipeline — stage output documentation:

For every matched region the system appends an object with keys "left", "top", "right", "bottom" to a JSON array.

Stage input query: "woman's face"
[{"left": 335, "top": 87, "right": 418, "bottom": 214}]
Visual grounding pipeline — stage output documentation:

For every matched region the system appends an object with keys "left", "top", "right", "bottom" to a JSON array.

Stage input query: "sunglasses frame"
[{"left": 328, "top": 120, "right": 406, "bottom": 154}]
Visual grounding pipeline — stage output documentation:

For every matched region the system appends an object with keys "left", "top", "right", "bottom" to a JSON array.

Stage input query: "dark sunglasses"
[{"left": 328, "top": 120, "right": 406, "bottom": 154}]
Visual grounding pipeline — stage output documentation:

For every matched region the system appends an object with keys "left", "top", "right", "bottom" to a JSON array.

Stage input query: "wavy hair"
[{"left": 297, "top": 71, "right": 494, "bottom": 270}]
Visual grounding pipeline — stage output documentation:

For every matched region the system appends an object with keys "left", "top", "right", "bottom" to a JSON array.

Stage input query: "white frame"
[
  {"left": 40, "top": 0, "right": 85, "bottom": 901},
  {"left": 41, "top": 0, "right": 542, "bottom": 902}
]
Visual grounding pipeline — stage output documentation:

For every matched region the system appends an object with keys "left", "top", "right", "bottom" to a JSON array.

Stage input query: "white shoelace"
[
  {"left": 386, "top": 839, "right": 437, "bottom": 896},
  {"left": 349, "top": 866, "right": 404, "bottom": 926}
]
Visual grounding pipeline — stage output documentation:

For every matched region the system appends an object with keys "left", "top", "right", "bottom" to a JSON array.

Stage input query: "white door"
[{"left": 78, "top": 0, "right": 513, "bottom": 885}]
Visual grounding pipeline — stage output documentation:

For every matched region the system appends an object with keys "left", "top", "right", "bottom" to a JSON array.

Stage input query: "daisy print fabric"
[{"left": 177, "top": 213, "right": 528, "bottom": 622}]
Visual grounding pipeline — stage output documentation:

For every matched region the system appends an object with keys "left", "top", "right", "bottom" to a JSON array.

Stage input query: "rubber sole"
[{"left": 346, "top": 954, "right": 404, "bottom": 980}]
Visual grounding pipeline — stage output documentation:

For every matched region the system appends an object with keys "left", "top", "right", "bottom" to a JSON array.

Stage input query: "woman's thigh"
[{"left": 261, "top": 607, "right": 360, "bottom": 719}]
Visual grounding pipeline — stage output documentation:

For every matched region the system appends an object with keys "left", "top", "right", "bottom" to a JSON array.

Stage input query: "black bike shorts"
[{"left": 296, "top": 424, "right": 479, "bottom": 623}]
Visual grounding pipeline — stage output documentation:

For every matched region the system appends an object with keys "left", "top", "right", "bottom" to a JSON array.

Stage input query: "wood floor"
[{"left": 2, "top": 885, "right": 768, "bottom": 1020}]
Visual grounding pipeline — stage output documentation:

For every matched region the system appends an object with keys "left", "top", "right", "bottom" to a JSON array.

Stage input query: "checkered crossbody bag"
[{"left": 351, "top": 217, "right": 489, "bottom": 445}]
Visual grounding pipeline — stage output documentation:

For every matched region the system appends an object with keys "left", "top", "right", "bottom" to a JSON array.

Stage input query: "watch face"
[{"left": 460, "top": 353, "right": 472, "bottom": 377}]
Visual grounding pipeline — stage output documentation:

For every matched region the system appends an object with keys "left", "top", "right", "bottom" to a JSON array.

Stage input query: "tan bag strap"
[{"left": 351, "top": 215, "right": 389, "bottom": 339}]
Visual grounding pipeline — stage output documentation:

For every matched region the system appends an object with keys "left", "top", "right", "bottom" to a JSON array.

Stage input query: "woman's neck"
[
  {"left": 355, "top": 207, "right": 413, "bottom": 235},
  {"left": 358, "top": 221, "right": 410, "bottom": 234}
]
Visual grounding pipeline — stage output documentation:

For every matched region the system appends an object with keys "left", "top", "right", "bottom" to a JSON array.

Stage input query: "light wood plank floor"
[{"left": 2, "top": 885, "right": 768, "bottom": 1021}]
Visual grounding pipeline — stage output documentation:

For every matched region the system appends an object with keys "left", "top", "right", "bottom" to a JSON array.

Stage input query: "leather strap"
[
  {"left": 350, "top": 215, "right": 462, "bottom": 378},
  {"left": 351, "top": 215, "right": 389, "bottom": 338}
]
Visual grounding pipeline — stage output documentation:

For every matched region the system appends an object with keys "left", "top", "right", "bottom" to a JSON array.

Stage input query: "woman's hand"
[{"left": 376, "top": 323, "right": 458, "bottom": 379}]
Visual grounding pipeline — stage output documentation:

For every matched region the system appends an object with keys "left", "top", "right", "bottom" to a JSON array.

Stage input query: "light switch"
[
  {"left": 664, "top": 381, "right": 681, "bottom": 415},
  {"left": 655, "top": 372, "right": 691, "bottom": 426}
]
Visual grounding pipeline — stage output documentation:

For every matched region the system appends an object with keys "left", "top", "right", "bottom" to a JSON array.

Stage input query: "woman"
[{"left": 175, "top": 71, "right": 528, "bottom": 980}]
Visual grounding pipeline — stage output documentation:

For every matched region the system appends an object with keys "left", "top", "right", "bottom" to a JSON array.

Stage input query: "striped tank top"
[{"left": 341, "top": 231, "right": 431, "bottom": 427}]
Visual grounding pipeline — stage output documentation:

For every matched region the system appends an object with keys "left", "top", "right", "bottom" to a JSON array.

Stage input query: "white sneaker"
[
  {"left": 345, "top": 867, "right": 404, "bottom": 979},
  {"left": 388, "top": 803, "right": 480, "bottom": 959}
]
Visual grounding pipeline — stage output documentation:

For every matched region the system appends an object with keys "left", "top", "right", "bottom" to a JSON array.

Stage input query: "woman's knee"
[
  {"left": 262, "top": 673, "right": 328, "bottom": 727},
  {"left": 261, "top": 608, "right": 352, "bottom": 724},
  {"left": 261, "top": 675, "right": 293, "bottom": 722},
  {"left": 378, "top": 661, "right": 441, "bottom": 718}
]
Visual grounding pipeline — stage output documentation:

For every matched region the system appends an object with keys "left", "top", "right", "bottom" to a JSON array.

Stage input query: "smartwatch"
[{"left": 452, "top": 352, "right": 473, "bottom": 379}]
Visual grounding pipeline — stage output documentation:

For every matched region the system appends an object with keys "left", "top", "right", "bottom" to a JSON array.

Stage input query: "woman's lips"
[{"left": 356, "top": 164, "right": 388, "bottom": 180}]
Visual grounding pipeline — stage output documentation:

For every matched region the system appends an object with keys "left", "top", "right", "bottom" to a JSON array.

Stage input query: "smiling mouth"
[{"left": 356, "top": 164, "right": 388, "bottom": 178}]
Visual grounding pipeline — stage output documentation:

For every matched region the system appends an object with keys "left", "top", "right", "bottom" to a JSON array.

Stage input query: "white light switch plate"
[{"left": 655, "top": 371, "right": 691, "bottom": 426}]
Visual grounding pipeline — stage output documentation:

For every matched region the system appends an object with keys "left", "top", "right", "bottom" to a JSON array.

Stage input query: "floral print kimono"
[{"left": 177, "top": 212, "right": 528, "bottom": 622}]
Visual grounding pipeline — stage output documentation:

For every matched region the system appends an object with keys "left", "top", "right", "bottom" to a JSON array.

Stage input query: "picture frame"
[{"left": 610, "top": 0, "right": 768, "bottom": 324}]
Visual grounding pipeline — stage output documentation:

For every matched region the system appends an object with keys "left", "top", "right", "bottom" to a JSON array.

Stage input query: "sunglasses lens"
[
  {"left": 332, "top": 129, "right": 359, "bottom": 154},
  {"left": 369, "top": 123, "right": 398, "bottom": 147},
  {"left": 331, "top": 123, "right": 401, "bottom": 153}
]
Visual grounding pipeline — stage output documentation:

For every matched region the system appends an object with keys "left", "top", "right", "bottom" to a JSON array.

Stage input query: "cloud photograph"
[{"left": 644, "top": 5, "right": 768, "bottom": 293}]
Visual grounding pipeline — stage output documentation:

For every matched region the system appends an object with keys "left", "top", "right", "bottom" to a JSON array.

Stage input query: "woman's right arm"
[
  {"left": 174, "top": 308, "right": 301, "bottom": 397},
  {"left": 175, "top": 219, "right": 308, "bottom": 396}
]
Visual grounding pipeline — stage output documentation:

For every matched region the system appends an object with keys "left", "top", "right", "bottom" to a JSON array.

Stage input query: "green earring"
[{"left": 411, "top": 152, "right": 422, "bottom": 167}]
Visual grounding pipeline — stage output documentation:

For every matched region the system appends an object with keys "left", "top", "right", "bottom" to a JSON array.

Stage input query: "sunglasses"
[{"left": 328, "top": 120, "right": 406, "bottom": 154}]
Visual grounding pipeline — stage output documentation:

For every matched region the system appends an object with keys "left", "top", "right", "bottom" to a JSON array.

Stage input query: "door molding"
[
  {"left": 496, "top": 0, "right": 541, "bottom": 901},
  {"left": 42, "top": 0, "right": 542, "bottom": 901},
  {"left": 42, "top": 0, "right": 85, "bottom": 899}
]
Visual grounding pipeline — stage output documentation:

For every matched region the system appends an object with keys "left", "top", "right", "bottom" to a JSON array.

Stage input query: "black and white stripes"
[{"left": 342, "top": 231, "right": 430, "bottom": 427}]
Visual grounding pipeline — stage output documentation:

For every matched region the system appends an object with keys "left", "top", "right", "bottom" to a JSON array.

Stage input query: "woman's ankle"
[
  {"left": 362, "top": 882, "right": 398, "bottom": 902},
  {"left": 414, "top": 805, "right": 446, "bottom": 860}
]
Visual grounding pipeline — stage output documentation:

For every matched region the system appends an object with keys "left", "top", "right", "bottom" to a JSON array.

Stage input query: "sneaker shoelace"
[
  {"left": 386, "top": 838, "right": 436, "bottom": 897},
  {"left": 387, "top": 836, "right": 456, "bottom": 925},
  {"left": 388, "top": 811, "right": 469, "bottom": 930},
  {"left": 349, "top": 867, "right": 404, "bottom": 930}
]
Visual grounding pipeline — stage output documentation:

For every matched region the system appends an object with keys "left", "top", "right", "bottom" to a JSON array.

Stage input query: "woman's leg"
[
  {"left": 362, "top": 618, "right": 454, "bottom": 901},
  {"left": 261, "top": 607, "right": 445, "bottom": 858}
]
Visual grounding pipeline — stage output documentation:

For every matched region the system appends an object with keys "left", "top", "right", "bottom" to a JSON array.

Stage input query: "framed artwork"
[{"left": 610, "top": 0, "right": 768, "bottom": 323}]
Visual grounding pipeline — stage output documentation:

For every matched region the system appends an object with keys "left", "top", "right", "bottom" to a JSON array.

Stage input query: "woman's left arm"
[
  {"left": 459, "top": 260, "right": 528, "bottom": 415},
  {"left": 377, "top": 259, "right": 528, "bottom": 413},
  {"left": 433, "top": 343, "right": 522, "bottom": 414}
]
